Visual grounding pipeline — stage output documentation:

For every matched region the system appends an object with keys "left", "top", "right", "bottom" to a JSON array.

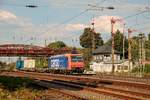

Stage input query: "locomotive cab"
[{"left": 66, "top": 54, "right": 84, "bottom": 73}]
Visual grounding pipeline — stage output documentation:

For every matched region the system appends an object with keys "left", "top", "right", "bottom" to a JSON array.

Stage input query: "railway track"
[
  {"left": 32, "top": 79, "right": 149, "bottom": 100},
  {"left": 1, "top": 71, "right": 150, "bottom": 100},
  {"left": 16, "top": 71, "right": 150, "bottom": 90},
  {"left": 32, "top": 81, "right": 87, "bottom": 100},
  {"left": 95, "top": 74, "right": 150, "bottom": 83},
  {"left": 51, "top": 80, "right": 150, "bottom": 100}
]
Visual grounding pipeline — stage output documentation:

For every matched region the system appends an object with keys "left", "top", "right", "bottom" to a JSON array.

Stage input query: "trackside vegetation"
[
  {"left": 132, "top": 64, "right": 150, "bottom": 74},
  {"left": 0, "top": 76, "right": 46, "bottom": 100}
]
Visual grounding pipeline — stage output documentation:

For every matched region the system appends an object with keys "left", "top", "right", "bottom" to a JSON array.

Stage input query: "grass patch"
[{"left": 0, "top": 76, "right": 47, "bottom": 100}]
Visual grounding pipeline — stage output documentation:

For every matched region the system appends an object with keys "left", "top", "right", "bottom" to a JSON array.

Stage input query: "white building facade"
[{"left": 90, "top": 45, "right": 133, "bottom": 73}]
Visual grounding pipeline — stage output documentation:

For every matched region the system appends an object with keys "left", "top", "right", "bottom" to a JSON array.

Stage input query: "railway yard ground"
[
  {"left": 0, "top": 71, "right": 150, "bottom": 100},
  {"left": 1, "top": 0, "right": 150, "bottom": 100}
]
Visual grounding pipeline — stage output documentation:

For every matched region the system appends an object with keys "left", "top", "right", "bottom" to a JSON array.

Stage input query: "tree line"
[{"left": 37, "top": 27, "right": 150, "bottom": 69}]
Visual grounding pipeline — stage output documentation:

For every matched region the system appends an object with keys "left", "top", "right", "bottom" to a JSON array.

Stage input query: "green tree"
[
  {"left": 79, "top": 27, "right": 103, "bottom": 49},
  {"left": 35, "top": 57, "right": 48, "bottom": 68},
  {"left": 131, "top": 36, "right": 139, "bottom": 61},
  {"left": 106, "top": 30, "right": 128, "bottom": 58},
  {"left": 36, "top": 41, "right": 67, "bottom": 68},
  {"left": 114, "top": 30, "right": 128, "bottom": 55},
  {"left": 145, "top": 33, "right": 150, "bottom": 60},
  {"left": 79, "top": 27, "right": 103, "bottom": 69},
  {"left": 81, "top": 48, "right": 92, "bottom": 69},
  {"left": 48, "top": 41, "right": 66, "bottom": 49},
  {"left": 148, "top": 33, "right": 150, "bottom": 41}
]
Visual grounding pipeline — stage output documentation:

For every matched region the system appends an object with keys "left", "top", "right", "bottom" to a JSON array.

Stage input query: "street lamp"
[
  {"left": 26, "top": 5, "right": 38, "bottom": 8},
  {"left": 87, "top": 4, "right": 115, "bottom": 11}
]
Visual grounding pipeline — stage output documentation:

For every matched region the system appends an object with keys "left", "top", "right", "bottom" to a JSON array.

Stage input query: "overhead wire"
[
  {"left": 43, "top": 0, "right": 108, "bottom": 32},
  {"left": 90, "top": 0, "right": 150, "bottom": 30},
  {"left": 132, "top": 23, "right": 150, "bottom": 33},
  {"left": 2, "top": 0, "right": 108, "bottom": 36},
  {"left": 141, "top": 12, "right": 150, "bottom": 19},
  {"left": 38, "top": 0, "right": 109, "bottom": 45},
  {"left": 90, "top": 9, "right": 150, "bottom": 34},
  {"left": 31, "top": 1, "right": 150, "bottom": 45},
  {"left": 40, "top": 0, "right": 108, "bottom": 36},
  {"left": 5, "top": 4, "right": 149, "bottom": 44},
  {"left": 124, "top": 10, "right": 150, "bottom": 33},
  {"left": 5, "top": 0, "right": 150, "bottom": 45},
  {"left": 124, "top": 10, "right": 149, "bottom": 20}
]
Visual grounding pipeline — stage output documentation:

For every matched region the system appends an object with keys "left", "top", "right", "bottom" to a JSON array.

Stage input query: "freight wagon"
[
  {"left": 48, "top": 54, "right": 84, "bottom": 73},
  {"left": 16, "top": 59, "right": 24, "bottom": 69},
  {"left": 16, "top": 59, "right": 35, "bottom": 70}
]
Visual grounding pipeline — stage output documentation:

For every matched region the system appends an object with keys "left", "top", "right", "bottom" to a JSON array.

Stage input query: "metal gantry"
[
  {"left": 139, "top": 33, "right": 146, "bottom": 76},
  {"left": 110, "top": 18, "right": 123, "bottom": 73},
  {"left": 122, "top": 24, "right": 126, "bottom": 72}
]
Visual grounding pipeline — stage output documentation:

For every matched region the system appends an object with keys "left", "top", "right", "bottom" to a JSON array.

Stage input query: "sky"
[{"left": 0, "top": 0, "right": 150, "bottom": 47}]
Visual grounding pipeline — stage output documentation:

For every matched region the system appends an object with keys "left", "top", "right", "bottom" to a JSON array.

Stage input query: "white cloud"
[
  {"left": 64, "top": 15, "right": 125, "bottom": 33},
  {"left": 0, "top": 9, "right": 33, "bottom": 27},
  {"left": 0, "top": 11, "right": 125, "bottom": 44},
  {"left": 0, "top": 11, "right": 127, "bottom": 46},
  {"left": 65, "top": 23, "right": 88, "bottom": 31},
  {"left": 39, "top": 15, "right": 125, "bottom": 43},
  {"left": 0, "top": 10, "right": 17, "bottom": 22},
  {"left": 92, "top": 15, "right": 124, "bottom": 33},
  {"left": 47, "top": 0, "right": 96, "bottom": 8}
]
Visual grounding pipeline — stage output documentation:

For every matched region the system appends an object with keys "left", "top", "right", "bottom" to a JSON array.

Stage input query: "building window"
[
  {"left": 117, "top": 65, "right": 121, "bottom": 70},
  {"left": 104, "top": 54, "right": 110, "bottom": 57},
  {"left": 124, "top": 66, "right": 128, "bottom": 70}
]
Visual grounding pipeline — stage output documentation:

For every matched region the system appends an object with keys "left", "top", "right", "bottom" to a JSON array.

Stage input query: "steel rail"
[{"left": 1, "top": 71, "right": 150, "bottom": 100}]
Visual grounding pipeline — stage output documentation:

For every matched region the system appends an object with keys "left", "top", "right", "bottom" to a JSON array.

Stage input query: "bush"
[
  {"left": 132, "top": 64, "right": 150, "bottom": 74},
  {"left": 144, "top": 64, "right": 150, "bottom": 73},
  {"left": 0, "top": 76, "right": 32, "bottom": 91}
]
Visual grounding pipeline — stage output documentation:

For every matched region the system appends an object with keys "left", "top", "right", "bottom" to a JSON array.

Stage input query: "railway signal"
[
  {"left": 122, "top": 23, "right": 126, "bottom": 72},
  {"left": 111, "top": 17, "right": 123, "bottom": 73},
  {"left": 91, "top": 16, "right": 96, "bottom": 52},
  {"left": 138, "top": 33, "right": 146, "bottom": 76},
  {"left": 127, "top": 28, "right": 136, "bottom": 71},
  {"left": 87, "top": 4, "right": 115, "bottom": 65}
]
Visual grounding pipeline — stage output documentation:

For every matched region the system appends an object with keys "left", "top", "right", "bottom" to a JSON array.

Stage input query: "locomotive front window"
[{"left": 71, "top": 56, "right": 83, "bottom": 62}]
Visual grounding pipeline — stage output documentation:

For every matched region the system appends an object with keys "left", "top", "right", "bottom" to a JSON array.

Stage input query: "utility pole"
[
  {"left": 122, "top": 24, "right": 126, "bottom": 72},
  {"left": 128, "top": 29, "right": 132, "bottom": 71},
  {"left": 142, "top": 34, "right": 146, "bottom": 74},
  {"left": 45, "top": 39, "right": 47, "bottom": 47},
  {"left": 139, "top": 33, "right": 142, "bottom": 76},
  {"left": 111, "top": 18, "right": 115, "bottom": 73},
  {"left": 139, "top": 33, "right": 145, "bottom": 76},
  {"left": 91, "top": 16, "right": 96, "bottom": 52},
  {"left": 110, "top": 18, "right": 123, "bottom": 73},
  {"left": 87, "top": 4, "right": 115, "bottom": 53},
  {"left": 127, "top": 28, "right": 136, "bottom": 72}
]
